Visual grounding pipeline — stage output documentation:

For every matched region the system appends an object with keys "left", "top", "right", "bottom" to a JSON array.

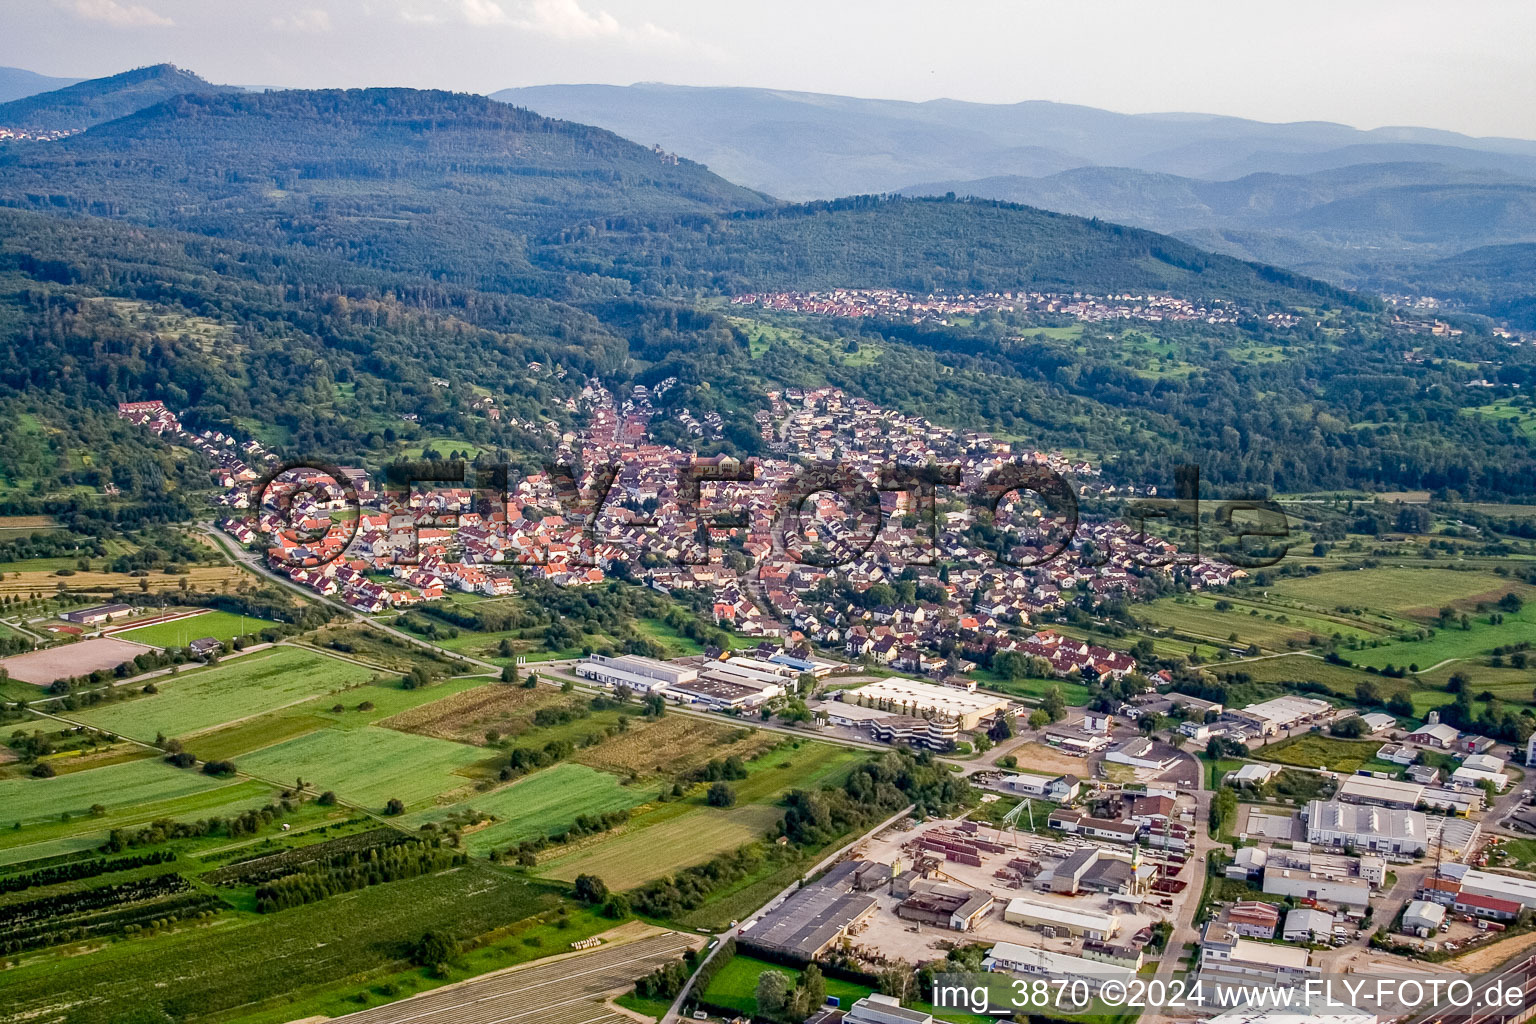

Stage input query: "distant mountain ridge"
[
  {"left": 0, "top": 64, "right": 237, "bottom": 135},
  {"left": 491, "top": 83, "right": 1536, "bottom": 199},
  {"left": 0, "top": 66, "right": 81, "bottom": 105}
]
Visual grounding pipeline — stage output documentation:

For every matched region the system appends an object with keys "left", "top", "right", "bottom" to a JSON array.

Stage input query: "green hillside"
[{"left": 0, "top": 64, "right": 236, "bottom": 135}]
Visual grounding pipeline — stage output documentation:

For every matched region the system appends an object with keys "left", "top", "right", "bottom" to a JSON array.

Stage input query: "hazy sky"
[{"left": 6, "top": 0, "right": 1535, "bottom": 139}]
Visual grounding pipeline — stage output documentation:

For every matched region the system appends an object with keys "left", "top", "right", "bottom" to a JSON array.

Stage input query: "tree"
[
  {"left": 1042, "top": 685, "right": 1067, "bottom": 722},
  {"left": 318, "top": 790, "right": 337, "bottom": 806},
  {"left": 796, "top": 964, "right": 828, "bottom": 1017},
  {"left": 31, "top": 761, "right": 55, "bottom": 778},
  {"left": 408, "top": 930, "right": 456, "bottom": 968},
  {"left": 1028, "top": 708, "right": 1050, "bottom": 729},
  {"left": 501, "top": 662, "right": 518, "bottom": 684},
  {"left": 988, "top": 715, "right": 1013, "bottom": 742},
  {"left": 755, "top": 970, "right": 792, "bottom": 1019},
  {"left": 573, "top": 873, "right": 609, "bottom": 905},
  {"left": 384, "top": 797, "right": 406, "bottom": 815},
  {"left": 706, "top": 781, "right": 737, "bottom": 807}
]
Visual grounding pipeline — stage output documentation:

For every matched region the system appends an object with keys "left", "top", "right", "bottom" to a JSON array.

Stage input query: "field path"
[{"left": 322, "top": 929, "right": 700, "bottom": 1024}]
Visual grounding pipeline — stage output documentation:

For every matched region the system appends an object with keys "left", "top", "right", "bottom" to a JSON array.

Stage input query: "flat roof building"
[
  {"left": 982, "top": 941, "right": 1135, "bottom": 990},
  {"left": 1004, "top": 897, "right": 1119, "bottom": 940},
  {"left": 1303, "top": 800, "right": 1426, "bottom": 857},
  {"left": 575, "top": 654, "right": 696, "bottom": 693},
  {"left": 1224, "top": 695, "right": 1332, "bottom": 736},
  {"left": 1337, "top": 775, "right": 1425, "bottom": 809},
  {"left": 849, "top": 678, "right": 1010, "bottom": 730}
]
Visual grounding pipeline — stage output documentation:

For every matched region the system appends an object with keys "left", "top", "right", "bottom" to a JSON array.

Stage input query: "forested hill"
[
  {"left": 536, "top": 195, "right": 1371, "bottom": 309},
  {"left": 0, "top": 64, "right": 236, "bottom": 135},
  {"left": 0, "top": 85, "right": 1361, "bottom": 308},
  {"left": 0, "top": 87, "right": 771, "bottom": 292}
]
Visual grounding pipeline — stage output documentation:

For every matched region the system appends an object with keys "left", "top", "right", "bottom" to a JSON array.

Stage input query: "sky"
[{"left": 6, "top": 0, "right": 1536, "bottom": 139}]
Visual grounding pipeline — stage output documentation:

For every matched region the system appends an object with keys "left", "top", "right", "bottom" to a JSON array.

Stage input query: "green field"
[
  {"left": 0, "top": 860, "right": 559, "bottom": 1024},
  {"left": 114, "top": 609, "right": 282, "bottom": 648},
  {"left": 1254, "top": 734, "right": 1386, "bottom": 774},
  {"left": 1344, "top": 603, "right": 1536, "bottom": 671},
  {"left": 538, "top": 801, "right": 783, "bottom": 890},
  {"left": 700, "top": 954, "right": 987, "bottom": 1024},
  {"left": 235, "top": 725, "right": 486, "bottom": 809},
  {"left": 0, "top": 756, "right": 239, "bottom": 827},
  {"left": 70, "top": 646, "right": 378, "bottom": 740},
  {"left": 1269, "top": 567, "right": 1528, "bottom": 617},
  {"left": 0, "top": 773, "right": 277, "bottom": 866},
  {"left": 404, "top": 762, "right": 648, "bottom": 854},
  {"left": 1136, "top": 593, "right": 1380, "bottom": 649}
]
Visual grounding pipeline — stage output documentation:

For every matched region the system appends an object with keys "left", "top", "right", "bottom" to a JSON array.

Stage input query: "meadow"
[
  {"left": 1343, "top": 603, "right": 1536, "bottom": 671},
  {"left": 537, "top": 801, "right": 783, "bottom": 890},
  {"left": 234, "top": 725, "right": 486, "bottom": 809},
  {"left": 70, "top": 646, "right": 378, "bottom": 740},
  {"left": 0, "top": 776, "right": 278, "bottom": 866},
  {"left": 403, "top": 762, "right": 649, "bottom": 854},
  {"left": 1268, "top": 567, "right": 1529, "bottom": 617},
  {"left": 0, "top": 756, "right": 240, "bottom": 827},
  {"left": 1253, "top": 734, "right": 1388, "bottom": 774},
  {"left": 114, "top": 609, "right": 282, "bottom": 647}
]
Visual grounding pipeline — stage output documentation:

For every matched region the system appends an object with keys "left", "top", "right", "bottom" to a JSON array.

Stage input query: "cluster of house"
[
  {"left": 731, "top": 288, "right": 1254, "bottom": 327},
  {"left": 117, "top": 400, "right": 278, "bottom": 493},
  {"left": 134, "top": 384, "right": 1240, "bottom": 659}
]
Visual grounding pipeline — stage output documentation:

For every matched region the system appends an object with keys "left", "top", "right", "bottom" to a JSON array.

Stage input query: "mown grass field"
[
  {"left": 1268, "top": 567, "right": 1529, "bottom": 617},
  {"left": 0, "top": 756, "right": 239, "bottom": 827},
  {"left": 404, "top": 762, "right": 649, "bottom": 854},
  {"left": 0, "top": 774, "right": 277, "bottom": 866},
  {"left": 537, "top": 801, "right": 783, "bottom": 890},
  {"left": 180, "top": 676, "right": 493, "bottom": 760},
  {"left": 235, "top": 725, "right": 485, "bottom": 809},
  {"left": 70, "top": 646, "right": 377, "bottom": 740},
  {"left": 113, "top": 609, "right": 281, "bottom": 648},
  {"left": 1136, "top": 593, "right": 1381, "bottom": 649},
  {"left": 0, "top": 860, "right": 560, "bottom": 1024}
]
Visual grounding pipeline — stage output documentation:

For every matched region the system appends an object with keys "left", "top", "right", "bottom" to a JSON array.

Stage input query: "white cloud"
[
  {"left": 62, "top": 0, "right": 174, "bottom": 27},
  {"left": 508, "top": 0, "right": 620, "bottom": 39},
  {"left": 459, "top": 0, "right": 511, "bottom": 27},
  {"left": 271, "top": 8, "right": 333, "bottom": 32}
]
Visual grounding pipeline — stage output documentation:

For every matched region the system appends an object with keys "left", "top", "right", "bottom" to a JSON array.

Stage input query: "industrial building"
[
  {"left": 982, "top": 941, "right": 1135, "bottom": 990},
  {"left": 666, "top": 675, "right": 773, "bottom": 709},
  {"left": 895, "top": 880, "right": 994, "bottom": 931},
  {"left": 843, "top": 995, "right": 933, "bottom": 1024},
  {"left": 1337, "top": 775, "right": 1425, "bottom": 809},
  {"left": 574, "top": 653, "right": 696, "bottom": 693},
  {"left": 1004, "top": 897, "right": 1119, "bottom": 940},
  {"left": 1047, "top": 847, "right": 1146, "bottom": 896},
  {"left": 1262, "top": 868, "right": 1370, "bottom": 908},
  {"left": 1223, "top": 695, "right": 1332, "bottom": 736},
  {"left": 1282, "top": 907, "right": 1336, "bottom": 942},
  {"left": 848, "top": 678, "right": 1010, "bottom": 730},
  {"left": 1199, "top": 926, "right": 1319, "bottom": 987},
  {"left": 740, "top": 883, "right": 878, "bottom": 961},
  {"left": 1303, "top": 799, "right": 1427, "bottom": 857},
  {"left": 61, "top": 603, "right": 134, "bottom": 626},
  {"left": 1402, "top": 900, "right": 1447, "bottom": 936}
]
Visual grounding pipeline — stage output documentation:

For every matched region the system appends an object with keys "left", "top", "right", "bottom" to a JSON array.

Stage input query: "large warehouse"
[
  {"left": 739, "top": 883, "right": 878, "bottom": 961},
  {"left": 574, "top": 653, "right": 696, "bottom": 692},
  {"left": 849, "top": 678, "right": 1011, "bottom": 730},
  {"left": 1303, "top": 800, "right": 1427, "bottom": 857}
]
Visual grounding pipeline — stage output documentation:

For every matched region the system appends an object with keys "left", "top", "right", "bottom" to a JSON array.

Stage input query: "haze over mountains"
[
  {"left": 3, "top": 65, "right": 1534, "bottom": 321},
  {"left": 494, "top": 83, "right": 1536, "bottom": 304}
]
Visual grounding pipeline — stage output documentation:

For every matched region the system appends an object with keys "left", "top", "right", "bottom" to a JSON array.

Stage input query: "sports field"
[
  {"left": 114, "top": 609, "right": 281, "bottom": 648},
  {"left": 70, "top": 646, "right": 377, "bottom": 740},
  {"left": 0, "top": 636, "right": 152, "bottom": 684},
  {"left": 234, "top": 725, "right": 486, "bottom": 808},
  {"left": 404, "top": 762, "right": 649, "bottom": 854}
]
